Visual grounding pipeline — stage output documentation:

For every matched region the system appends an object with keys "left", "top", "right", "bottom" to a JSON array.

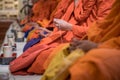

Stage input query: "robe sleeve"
[{"left": 74, "top": 0, "right": 96, "bottom": 22}]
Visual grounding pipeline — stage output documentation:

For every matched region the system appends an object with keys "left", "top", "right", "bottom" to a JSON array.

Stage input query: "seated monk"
[
  {"left": 42, "top": 0, "right": 116, "bottom": 70},
  {"left": 37, "top": 0, "right": 73, "bottom": 28},
  {"left": 9, "top": 0, "right": 115, "bottom": 75},
  {"left": 40, "top": 0, "right": 120, "bottom": 79},
  {"left": 41, "top": 1, "right": 120, "bottom": 78},
  {"left": 66, "top": 0, "right": 120, "bottom": 79},
  {"left": 24, "top": 0, "right": 73, "bottom": 42},
  {"left": 20, "top": 0, "right": 59, "bottom": 31}
]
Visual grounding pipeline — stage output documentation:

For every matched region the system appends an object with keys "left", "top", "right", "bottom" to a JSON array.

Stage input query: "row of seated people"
[{"left": 9, "top": 0, "right": 120, "bottom": 80}]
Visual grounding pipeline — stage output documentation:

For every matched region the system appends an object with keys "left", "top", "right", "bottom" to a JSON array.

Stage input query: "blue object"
[
  {"left": 23, "top": 30, "right": 49, "bottom": 52},
  {"left": 23, "top": 36, "right": 42, "bottom": 52}
]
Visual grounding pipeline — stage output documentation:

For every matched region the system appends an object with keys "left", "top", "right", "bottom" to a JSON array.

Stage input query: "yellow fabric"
[
  {"left": 41, "top": 45, "right": 84, "bottom": 80},
  {"left": 43, "top": 43, "right": 70, "bottom": 69}
]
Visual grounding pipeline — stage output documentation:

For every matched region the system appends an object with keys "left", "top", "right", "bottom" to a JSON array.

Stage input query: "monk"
[
  {"left": 9, "top": 0, "right": 114, "bottom": 75},
  {"left": 20, "top": 0, "right": 59, "bottom": 27},
  {"left": 68, "top": 0, "right": 120, "bottom": 80},
  {"left": 40, "top": 0, "right": 116, "bottom": 71},
  {"left": 41, "top": 0, "right": 120, "bottom": 79},
  {"left": 23, "top": 0, "right": 73, "bottom": 41},
  {"left": 37, "top": 0, "right": 73, "bottom": 28}
]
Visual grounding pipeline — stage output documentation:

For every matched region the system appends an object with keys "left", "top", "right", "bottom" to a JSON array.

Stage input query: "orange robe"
[
  {"left": 37, "top": 0, "right": 73, "bottom": 28},
  {"left": 69, "top": 49, "right": 120, "bottom": 80},
  {"left": 87, "top": 0, "right": 119, "bottom": 43},
  {"left": 10, "top": 0, "right": 114, "bottom": 74},
  {"left": 26, "top": 0, "right": 73, "bottom": 41},
  {"left": 31, "top": 0, "right": 59, "bottom": 22},
  {"left": 69, "top": 1, "right": 120, "bottom": 80}
]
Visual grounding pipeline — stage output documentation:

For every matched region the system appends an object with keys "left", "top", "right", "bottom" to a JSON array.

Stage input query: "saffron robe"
[
  {"left": 87, "top": 0, "right": 120, "bottom": 43},
  {"left": 26, "top": 0, "right": 73, "bottom": 41},
  {"left": 37, "top": 0, "right": 73, "bottom": 28},
  {"left": 69, "top": 49, "right": 120, "bottom": 80},
  {"left": 31, "top": 0, "right": 58, "bottom": 22},
  {"left": 69, "top": 1, "right": 120, "bottom": 79}
]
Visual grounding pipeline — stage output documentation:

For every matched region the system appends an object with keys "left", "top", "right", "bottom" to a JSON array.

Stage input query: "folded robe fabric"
[
  {"left": 87, "top": 0, "right": 119, "bottom": 43},
  {"left": 37, "top": 0, "right": 73, "bottom": 28},
  {"left": 9, "top": 32, "right": 64, "bottom": 74},
  {"left": 27, "top": 47, "right": 55, "bottom": 74},
  {"left": 26, "top": 29, "right": 41, "bottom": 42},
  {"left": 41, "top": 47, "right": 84, "bottom": 80},
  {"left": 10, "top": 44, "right": 50, "bottom": 73},
  {"left": 31, "top": 0, "right": 59, "bottom": 22},
  {"left": 69, "top": 49, "right": 120, "bottom": 80},
  {"left": 26, "top": 44, "right": 69, "bottom": 74},
  {"left": 98, "top": 36, "right": 120, "bottom": 49}
]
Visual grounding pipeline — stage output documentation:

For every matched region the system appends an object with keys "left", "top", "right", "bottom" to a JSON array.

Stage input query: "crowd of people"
[{"left": 9, "top": 0, "right": 120, "bottom": 80}]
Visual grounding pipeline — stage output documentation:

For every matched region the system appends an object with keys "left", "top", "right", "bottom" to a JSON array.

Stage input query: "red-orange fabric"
[
  {"left": 31, "top": 0, "right": 58, "bottom": 22},
  {"left": 10, "top": 44, "right": 50, "bottom": 73},
  {"left": 27, "top": 47, "right": 55, "bottom": 74}
]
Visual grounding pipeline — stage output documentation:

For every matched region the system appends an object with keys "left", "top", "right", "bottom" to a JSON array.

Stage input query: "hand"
[
  {"left": 53, "top": 18, "right": 72, "bottom": 31},
  {"left": 69, "top": 38, "right": 98, "bottom": 52}
]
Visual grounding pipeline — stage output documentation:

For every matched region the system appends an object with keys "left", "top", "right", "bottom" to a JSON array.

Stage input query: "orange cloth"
[
  {"left": 37, "top": 0, "right": 73, "bottom": 28},
  {"left": 87, "top": 0, "right": 119, "bottom": 43},
  {"left": 22, "top": 23, "right": 33, "bottom": 32},
  {"left": 27, "top": 0, "right": 73, "bottom": 41},
  {"left": 10, "top": 44, "right": 50, "bottom": 73},
  {"left": 31, "top": 0, "right": 59, "bottom": 22},
  {"left": 69, "top": 1, "right": 120, "bottom": 80},
  {"left": 98, "top": 37, "right": 120, "bottom": 49},
  {"left": 26, "top": 29, "right": 41, "bottom": 42},
  {"left": 27, "top": 47, "right": 55, "bottom": 74},
  {"left": 69, "top": 49, "right": 120, "bottom": 80}
]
